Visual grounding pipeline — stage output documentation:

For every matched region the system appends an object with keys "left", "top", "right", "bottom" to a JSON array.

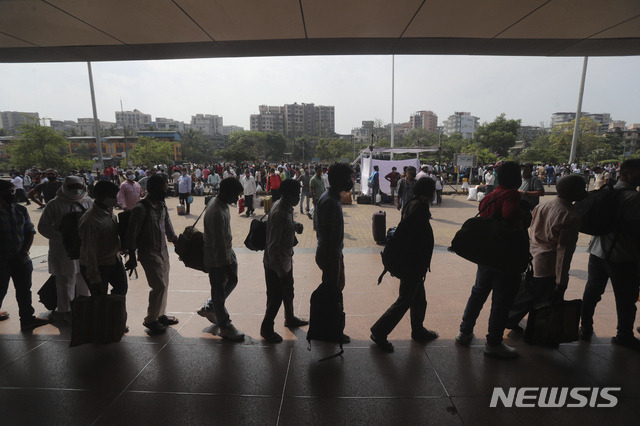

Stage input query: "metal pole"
[
  {"left": 569, "top": 57, "right": 588, "bottom": 165},
  {"left": 87, "top": 62, "right": 103, "bottom": 169},
  {"left": 438, "top": 131, "right": 442, "bottom": 168},
  {"left": 390, "top": 55, "right": 395, "bottom": 160}
]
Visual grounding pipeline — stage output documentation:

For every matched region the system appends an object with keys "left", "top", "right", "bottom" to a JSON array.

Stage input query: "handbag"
[
  {"left": 244, "top": 214, "right": 268, "bottom": 251},
  {"left": 449, "top": 192, "right": 530, "bottom": 274},
  {"left": 38, "top": 275, "right": 58, "bottom": 311}
]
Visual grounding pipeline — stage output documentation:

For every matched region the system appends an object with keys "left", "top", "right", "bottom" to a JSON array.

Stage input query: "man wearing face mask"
[
  {"left": 0, "top": 181, "right": 51, "bottom": 330},
  {"left": 178, "top": 169, "right": 193, "bottom": 214},
  {"left": 261, "top": 179, "right": 308, "bottom": 343},
  {"left": 197, "top": 177, "right": 245, "bottom": 341},
  {"left": 38, "top": 176, "right": 92, "bottom": 323},
  {"left": 28, "top": 169, "right": 62, "bottom": 208},
  {"left": 124, "top": 175, "right": 179, "bottom": 335},
  {"left": 78, "top": 181, "right": 128, "bottom": 298},
  {"left": 117, "top": 170, "right": 144, "bottom": 211}
]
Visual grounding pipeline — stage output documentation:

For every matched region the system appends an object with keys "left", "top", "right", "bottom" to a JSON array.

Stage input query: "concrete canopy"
[{"left": 1, "top": 0, "right": 639, "bottom": 62}]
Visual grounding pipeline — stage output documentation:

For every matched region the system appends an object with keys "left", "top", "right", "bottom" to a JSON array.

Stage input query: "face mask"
[
  {"left": 72, "top": 188, "right": 84, "bottom": 195},
  {"left": 103, "top": 197, "right": 118, "bottom": 208},
  {"left": 127, "top": 175, "right": 135, "bottom": 180}
]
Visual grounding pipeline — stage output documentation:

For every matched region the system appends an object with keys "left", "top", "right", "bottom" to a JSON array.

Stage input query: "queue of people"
[{"left": 0, "top": 159, "right": 639, "bottom": 363}]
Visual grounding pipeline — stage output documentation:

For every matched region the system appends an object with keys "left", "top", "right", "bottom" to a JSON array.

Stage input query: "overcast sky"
[{"left": 1, "top": 54, "right": 639, "bottom": 134}]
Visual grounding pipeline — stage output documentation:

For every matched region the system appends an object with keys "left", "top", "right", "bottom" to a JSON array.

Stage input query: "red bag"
[{"left": 239, "top": 198, "right": 245, "bottom": 214}]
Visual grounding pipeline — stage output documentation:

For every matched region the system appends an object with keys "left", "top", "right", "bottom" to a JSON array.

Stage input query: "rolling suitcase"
[
  {"left": 524, "top": 299, "right": 582, "bottom": 347},
  {"left": 340, "top": 191, "right": 352, "bottom": 205},
  {"left": 263, "top": 195, "right": 273, "bottom": 213},
  {"left": 372, "top": 211, "right": 386, "bottom": 244},
  {"left": 176, "top": 204, "right": 186, "bottom": 215}
]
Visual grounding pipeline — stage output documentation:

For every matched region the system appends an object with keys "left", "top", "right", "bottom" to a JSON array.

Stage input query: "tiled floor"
[{"left": 1, "top": 249, "right": 638, "bottom": 425}]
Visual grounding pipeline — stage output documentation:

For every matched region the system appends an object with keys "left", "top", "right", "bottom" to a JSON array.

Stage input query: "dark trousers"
[
  {"left": 0, "top": 258, "right": 35, "bottom": 321},
  {"left": 244, "top": 194, "right": 254, "bottom": 215},
  {"left": 460, "top": 265, "right": 521, "bottom": 346},
  {"left": 508, "top": 276, "right": 556, "bottom": 328},
  {"left": 206, "top": 263, "right": 238, "bottom": 328},
  {"left": 371, "top": 275, "right": 427, "bottom": 338},
  {"left": 436, "top": 190, "right": 442, "bottom": 205},
  {"left": 80, "top": 260, "right": 128, "bottom": 296},
  {"left": 179, "top": 192, "right": 190, "bottom": 213},
  {"left": 261, "top": 268, "right": 295, "bottom": 333},
  {"left": 315, "top": 254, "right": 345, "bottom": 291},
  {"left": 581, "top": 254, "right": 639, "bottom": 338},
  {"left": 300, "top": 190, "right": 310, "bottom": 213}
]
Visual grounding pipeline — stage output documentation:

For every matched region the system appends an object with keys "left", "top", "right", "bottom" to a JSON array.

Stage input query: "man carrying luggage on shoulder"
[
  {"left": 261, "top": 179, "right": 308, "bottom": 343},
  {"left": 123, "top": 175, "right": 179, "bottom": 336},
  {"left": 580, "top": 159, "right": 640, "bottom": 350},
  {"left": 313, "top": 163, "right": 353, "bottom": 343},
  {"left": 507, "top": 175, "right": 586, "bottom": 334},
  {"left": 370, "top": 177, "right": 438, "bottom": 353},
  {"left": 455, "top": 162, "right": 524, "bottom": 359},
  {"left": 197, "top": 178, "right": 246, "bottom": 341}
]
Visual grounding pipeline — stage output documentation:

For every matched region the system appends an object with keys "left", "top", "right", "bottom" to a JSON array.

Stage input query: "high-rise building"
[
  {"left": 517, "top": 125, "right": 547, "bottom": 143},
  {"left": 351, "top": 120, "right": 375, "bottom": 141},
  {"left": 443, "top": 112, "right": 479, "bottom": 139},
  {"left": 410, "top": 110, "right": 438, "bottom": 132},
  {"left": 156, "top": 117, "right": 185, "bottom": 132},
  {"left": 189, "top": 114, "right": 223, "bottom": 136},
  {"left": 250, "top": 103, "right": 334, "bottom": 136},
  {"left": 223, "top": 125, "right": 244, "bottom": 135},
  {"left": 115, "top": 109, "right": 152, "bottom": 131},
  {"left": 0, "top": 111, "right": 40, "bottom": 132}
]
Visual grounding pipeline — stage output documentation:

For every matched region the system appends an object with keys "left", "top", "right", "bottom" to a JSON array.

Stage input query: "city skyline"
[{"left": 1, "top": 55, "right": 639, "bottom": 134}]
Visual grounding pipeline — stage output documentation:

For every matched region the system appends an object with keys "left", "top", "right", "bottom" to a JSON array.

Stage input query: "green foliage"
[
  {"left": 8, "top": 120, "right": 90, "bottom": 173},
  {"left": 180, "top": 129, "right": 217, "bottom": 163},
  {"left": 475, "top": 114, "right": 521, "bottom": 157},
  {"left": 129, "top": 136, "right": 175, "bottom": 166},
  {"left": 549, "top": 117, "right": 600, "bottom": 162},
  {"left": 399, "top": 129, "right": 440, "bottom": 147},
  {"left": 314, "top": 138, "right": 356, "bottom": 161},
  {"left": 218, "top": 131, "right": 287, "bottom": 163},
  {"left": 518, "top": 134, "right": 565, "bottom": 164}
]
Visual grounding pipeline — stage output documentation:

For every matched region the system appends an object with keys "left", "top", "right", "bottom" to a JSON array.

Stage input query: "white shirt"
[
  {"left": 322, "top": 173, "right": 330, "bottom": 189},
  {"left": 11, "top": 176, "right": 24, "bottom": 190},
  {"left": 485, "top": 172, "right": 496, "bottom": 186},
  {"left": 195, "top": 168, "right": 202, "bottom": 179},
  {"left": 178, "top": 174, "right": 192, "bottom": 194},
  {"left": 240, "top": 175, "right": 257, "bottom": 196}
]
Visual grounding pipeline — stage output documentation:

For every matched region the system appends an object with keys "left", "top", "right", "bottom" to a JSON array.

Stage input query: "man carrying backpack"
[
  {"left": 455, "top": 162, "right": 524, "bottom": 359},
  {"left": 78, "top": 181, "right": 128, "bottom": 298},
  {"left": 370, "top": 178, "right": 438, "bottom": 353},
  {"left": 38, "top": 176, "right": 92, "bottom": 323},
  {"left": 124, "top": 175, "right": 179, "bottom": 336},
  {"left": 313, "top": 163, "right": 353, "bottom": 343},
  {"left": 261, "top": 179, "right": 308, "bottom": 343},
  {"left": 506, "top": 175, "right": 587, "bottom": 333},
  {"left": 580, "top": 159, "right": 640, "bottom": 350},
  {"left": 197, "top": 178, "right": 246, "bottom": 341}
]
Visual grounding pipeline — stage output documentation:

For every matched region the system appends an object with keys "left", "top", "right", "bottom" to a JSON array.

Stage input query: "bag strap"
[
  {"left": 192, "top": 205, "right": 207, "bottom": 228},
  {"left": 476, "top": 191, "right": 503, "bottom": 218}
]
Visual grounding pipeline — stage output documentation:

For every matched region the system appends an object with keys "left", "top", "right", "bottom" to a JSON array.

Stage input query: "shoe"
[
  {"left": 0, "top": 311, "right": 9, "bottom": 321},
  {"left": 411, "top": 328, "right": 439, "bottom": 343},
  {"left": 284, "top": 317, "right": 308, "bottom": 328},
  {"left": 484, "top": 342, "right": 519, "bottom": 359},
  {"left": 143, "top": 321, "right": 167, "bottom": 335},
  {"left": 197, "top": 306, "right": 217, "bottom": 324},
  {"left": 340, "top": 333, "right": 351, "bottom": 344},
  {"left": 579, "top": 326, "right": 593, "bottom": 341},
  {"left": 20, "top": 317, "right": 50, "bottom": 331},
  {"left": 219, "top": 324, "right": 245, "bottom": 341},
  {"left": 261, "top": 331, "right": 283, "bottom": 343},
  {"left": 158, "top": 315, "right": 179, "bottom": 326},
  {"left": 370, "top": 333, "right": 394, "bottom": 353},
  {"left": 455, "top": 331, "right": 474, "bottom": 346},
  {"left": 125, "top": 326, "right": 129, "bottom": 333},
  {"left": 506, "top": 324, "right": 524, "bottom": 334},
  {"left": 611, "top": 335, "right": 640, "bottom": 352}
]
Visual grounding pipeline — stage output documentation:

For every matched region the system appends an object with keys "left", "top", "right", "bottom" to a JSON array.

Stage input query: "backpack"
[
  {"left": 244, "top": 214, "right": 268, "bottom": 251},
  {"left": 60, "top": 202, "right": 87, "bottom": 260},
  {"left": 175, "top": 206, "right": 207, "bottom": 272},
  {"left": 574, "top": 186, "right": 633, "bottom": 236},
  {"left": 378, "top": 199, "right": 433, "bottom": 284},
  {"left": 307, "top": 282, "right": 345, "bottom": 361}
]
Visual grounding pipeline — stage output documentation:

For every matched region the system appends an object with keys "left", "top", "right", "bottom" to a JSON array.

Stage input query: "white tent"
[{"left": 359, "top": 147, "right": 438, "bottom": 196}]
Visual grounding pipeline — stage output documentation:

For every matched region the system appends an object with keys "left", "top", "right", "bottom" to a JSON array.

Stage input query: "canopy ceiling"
[{"left": 1, "top": 0, "right": 639, "bottom": 62}]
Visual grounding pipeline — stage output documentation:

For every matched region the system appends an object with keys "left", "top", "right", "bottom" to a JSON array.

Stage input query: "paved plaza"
[{"left": 1, "top": 194, "right": 637, "bottom": 425}]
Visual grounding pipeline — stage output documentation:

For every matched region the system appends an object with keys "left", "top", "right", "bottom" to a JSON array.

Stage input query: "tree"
[
  {"left": 129, "top": 136, "right": 175, "bottom": 166},
  {"left": 9, "top": 120, "right": 91, "bottom": 172},
  {"left": 180, "top": 128, "right": 217, "bottom": 163},
  {"left": 475, "top": 114, "right": 521, "bottom": 157},
  {"left": 549, "top": 117, "right": 600, "bottom": 163}
]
